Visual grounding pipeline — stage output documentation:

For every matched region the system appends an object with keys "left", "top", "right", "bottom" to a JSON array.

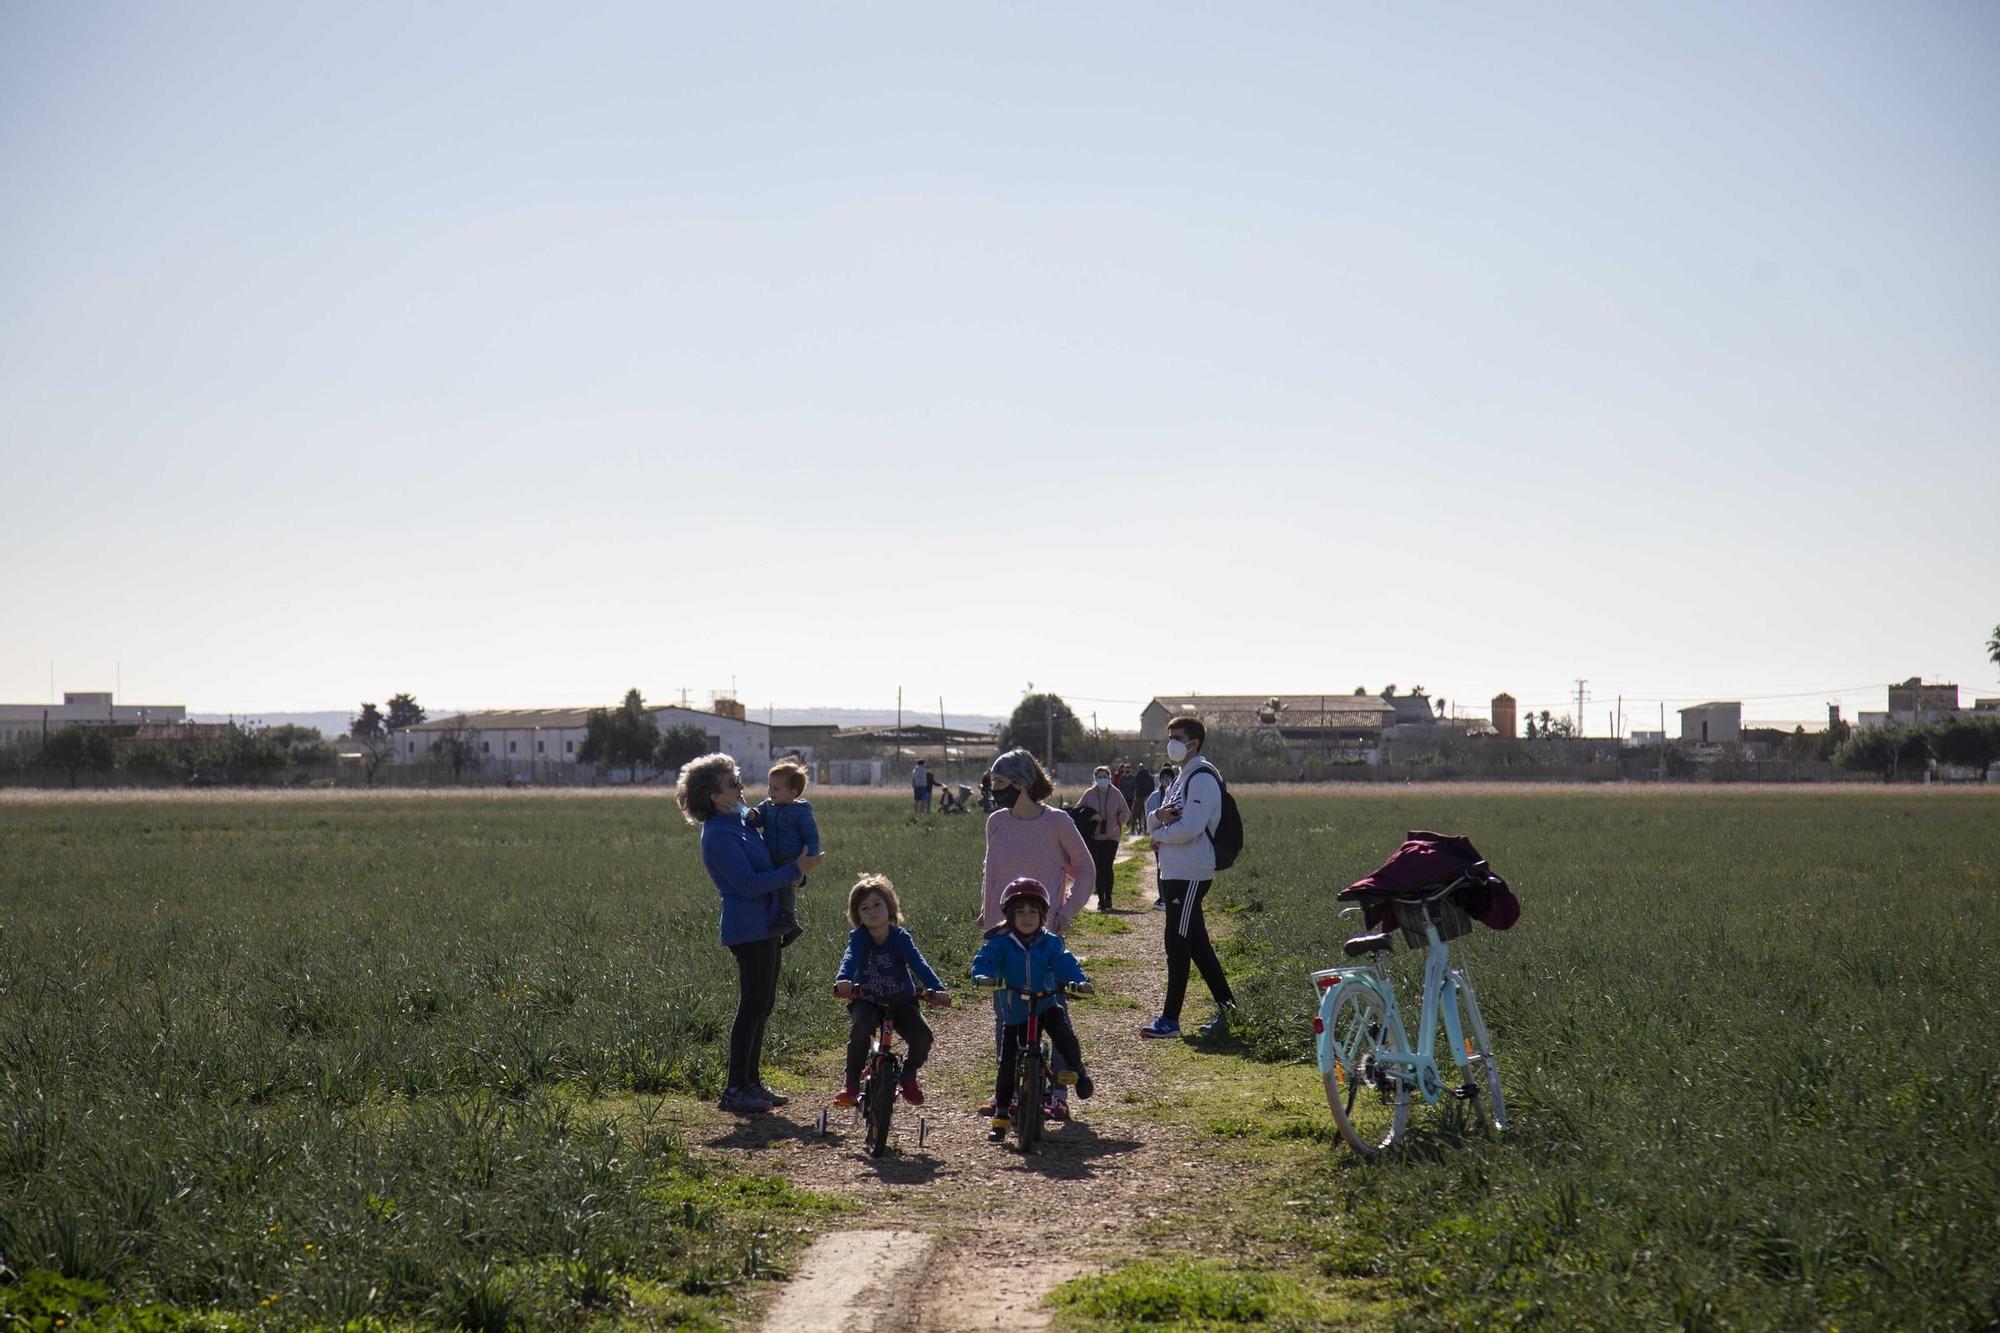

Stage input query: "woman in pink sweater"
[
  {"left": 980, "top": 748, "right": 1094, "bottom": 1117},
  {"left": 980, "top": 749, "right": 1095, "bottom": 933}
]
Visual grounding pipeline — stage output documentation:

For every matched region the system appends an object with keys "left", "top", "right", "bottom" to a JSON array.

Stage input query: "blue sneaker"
[{"left": 1138, "top": 1016, "right": 1181, "bottom": 1039}]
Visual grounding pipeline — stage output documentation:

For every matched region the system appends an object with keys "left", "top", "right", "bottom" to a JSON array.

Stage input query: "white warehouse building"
[{"left": 394, "top": 702, "right": 771, "bottom": 778}]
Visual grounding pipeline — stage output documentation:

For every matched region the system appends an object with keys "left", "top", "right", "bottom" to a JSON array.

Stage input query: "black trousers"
[
  {"left": 844, "top": 997, "right": 934, "bottom": 1086},
  {"left": 1159, "top": 878, "right": 1234, "bottom": 1021},
  {"left": 994, "top": 1006, "right": 1084, "bottom": 1109},
  {"left": 1088, "top": 837, "right": 1119, "bottom": 910},
  {"left": 726, "top": 938, "right": 782, "bottom": 1090}
]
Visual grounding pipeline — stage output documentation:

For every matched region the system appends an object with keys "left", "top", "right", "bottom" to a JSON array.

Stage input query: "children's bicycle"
[
  {"left": 971, "top": 977, "right": 1092, "bottom": 1152},
  {"left": 816, "top": 991, "right": 949, "bottom": 1157},
  {"left": 1312, "top": 876, "right": 1507, "bottom": 1158}
]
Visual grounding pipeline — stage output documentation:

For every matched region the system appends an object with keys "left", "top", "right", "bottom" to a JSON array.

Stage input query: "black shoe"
[
  {"left": 986, "top": 1118, "right": 1010, "bottom": 1144},
  {"left": 779, "top": 923, "right": 803, "bottom": 949},
  {"left": 1075, "top": 1071, "right": 1094, "bottom": 1100}
]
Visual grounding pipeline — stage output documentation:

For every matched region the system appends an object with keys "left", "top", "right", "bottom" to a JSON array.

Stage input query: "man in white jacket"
[{"left": 1140, "top": 715, "right": 1238, "bottom": 1039}]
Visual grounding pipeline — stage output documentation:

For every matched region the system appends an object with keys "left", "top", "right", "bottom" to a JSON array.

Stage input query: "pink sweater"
[{"left": 981, "top": 805, "right": 1096, "bottom": 931}]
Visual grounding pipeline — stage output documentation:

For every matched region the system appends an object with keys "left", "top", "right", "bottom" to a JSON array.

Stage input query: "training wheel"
[
  {"left": 917, "top": 1117, "right": 928, "bottom": 1148},
  {"left": 814, "top": 1108, "right": 828, "bottom": 1136}
]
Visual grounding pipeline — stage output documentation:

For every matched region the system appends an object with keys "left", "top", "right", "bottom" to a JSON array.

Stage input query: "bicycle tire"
[
  {"left": 864, "top": 1053, "right": 900, "bottom": 1156},
  {"left": 1318, "top": 981, "right": 1410, "bottom": 1157},
  {"left": 1016, "top": 1047, "right": 1045, "bottom": 1152},
  {"left": 1454, "top": 974, "right": 1507, "bottom": 1132}
]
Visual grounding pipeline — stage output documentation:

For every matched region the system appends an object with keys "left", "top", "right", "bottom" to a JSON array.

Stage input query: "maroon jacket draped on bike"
[{"left": 1338, "top": 830, "right": 1521, "bottom": 932}]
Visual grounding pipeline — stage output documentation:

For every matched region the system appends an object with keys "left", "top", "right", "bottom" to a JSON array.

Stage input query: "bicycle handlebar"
[
  {"left": 970, "top": 977, "right": 1092, "bottom": 997},
  {"left": 833, "top": 985, "right": 953, "bottom": 1007}
]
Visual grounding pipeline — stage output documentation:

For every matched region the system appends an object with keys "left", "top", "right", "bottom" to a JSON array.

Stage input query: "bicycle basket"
[{"left": 1395, "top": 893, "right": 1473, "bottom": 949}]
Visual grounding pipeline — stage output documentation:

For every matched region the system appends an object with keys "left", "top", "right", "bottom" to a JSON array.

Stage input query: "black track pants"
[{"left": 1158, "top": 878, "right": 1234, "bottom": 1021}]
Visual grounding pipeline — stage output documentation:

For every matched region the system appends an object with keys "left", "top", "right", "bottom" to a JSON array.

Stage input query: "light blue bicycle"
[{"left": 1311, "top": 876, "right": 1507, "bottom": 1157}]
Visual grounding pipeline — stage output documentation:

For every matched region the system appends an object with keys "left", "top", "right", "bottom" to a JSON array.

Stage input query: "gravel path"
[{"left": 685, "top": 842, "right": 1215, "bottom": 1331}]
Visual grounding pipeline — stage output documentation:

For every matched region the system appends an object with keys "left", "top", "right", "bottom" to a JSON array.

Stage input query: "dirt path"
[{"left": 686, "top": 842, "right": 1214, "bottom": 1331}]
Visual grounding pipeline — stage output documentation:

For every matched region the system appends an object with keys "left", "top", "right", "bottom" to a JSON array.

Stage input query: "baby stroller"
[{"left": 938, "top": 783, "right": 973, "bottom": 814}]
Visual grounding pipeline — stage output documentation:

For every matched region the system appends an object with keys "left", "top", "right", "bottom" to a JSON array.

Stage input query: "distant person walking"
[
  {"left": 912, "top": 759, "right": 936, "bottom": 815},
  {"left": 1127, "top": 766, "right": 1156, "bottom": 835},
  {"left": 980, "top": 747, "right": 1094, "bottom": 1118},
  {"left": 1142, "top": 717, "right": 1237, "bottom": 1039},
  {"left": 677, "top": 753, "right": 825, "bottom": 1113},
  {"left": 1075, "top": 765, "right": 1132, "bottom": 912},
  {"left": 1144, "top": 764, "right": 1175, "bottom": 909}
]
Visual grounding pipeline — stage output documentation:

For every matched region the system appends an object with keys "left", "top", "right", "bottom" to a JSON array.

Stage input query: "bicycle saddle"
[{"left": 1342, "top": 931, "right": 1395, "bottom": 958}]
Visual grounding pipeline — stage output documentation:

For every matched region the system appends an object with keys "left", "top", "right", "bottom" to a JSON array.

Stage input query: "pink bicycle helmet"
[{"left": 1000, "top": 877, "right": 1051, "bottom": 914}]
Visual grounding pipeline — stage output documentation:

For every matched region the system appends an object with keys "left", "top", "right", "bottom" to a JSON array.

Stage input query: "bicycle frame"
[
  {"left": 819, "top": 995, "right": 935, "bottom": 1154},
  {"left": 1312, "top": 894, "right": 1489, "bottom": 1106}
]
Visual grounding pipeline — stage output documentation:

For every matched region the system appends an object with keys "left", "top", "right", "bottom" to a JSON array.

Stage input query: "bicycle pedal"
[{"left": 1452, "top": 1083, "right": 1481, "bottom": 1101}]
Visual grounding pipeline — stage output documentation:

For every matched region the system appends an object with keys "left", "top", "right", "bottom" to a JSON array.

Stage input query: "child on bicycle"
[
  {"left": 831, "top": 874, "right": 949, "bottom": 1108},
  {"left": 970, "top": 877, "right": 1094, "bottom": 1143}
]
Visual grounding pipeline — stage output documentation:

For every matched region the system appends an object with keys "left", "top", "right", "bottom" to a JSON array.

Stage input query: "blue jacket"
[
  {"left": 699, "top": 813, "right": 797, "bottom": 946},
  {"left": 835, "top": 925, "right": 945, "bottom": 1002},
  {"left": 970, "top": 928, "right": 1087, "bottom": 1025},
  {"left": 752, "top": 798, "right": 821, "bottom": 867}
]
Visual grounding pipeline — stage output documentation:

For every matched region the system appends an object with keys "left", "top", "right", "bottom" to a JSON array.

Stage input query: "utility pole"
[
  {"left": 1045, "top": 696, "right": 1055, "bottom": 771},
  {"left": 1574, "top": 679, "right": 1588, "bottom": 737},
  {"left": 1659, "top": 703, "right": 1667, "bottom": 782},
  {"left": 896, "top": 687, "right": 903, "bottom": 765},
  {"left": 938, "top": 696, "right": 947, "bottom": 779}
]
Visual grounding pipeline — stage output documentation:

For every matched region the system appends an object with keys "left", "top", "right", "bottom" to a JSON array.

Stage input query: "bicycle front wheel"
[
  {"left": 1319, "top": 982, "right": 1410, "bottom": 1157},
  {"left": 1016, "top": 1048, "right": 1045, "bottom": 1152},
  {"left": 1455, "top": 976, "right": 1507, "bottom": 1132},
  {"left": 864, "top": 1054, "right": 900, "bottom": 1156}
]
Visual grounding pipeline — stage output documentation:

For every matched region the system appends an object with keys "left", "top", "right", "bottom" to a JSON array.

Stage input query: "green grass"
[
  {"left": 0, "top": 793, "right": 982, "bottom": 1329},
  {"left": 1204, "top": 787, "right": 2000, "bottom": 1330},
  {"left": 12, "top": 788, "right": 1998, "bottom": 1329},
  {"left": 1049, "top": 1258, "right": 1360, "bottom": 1331}
]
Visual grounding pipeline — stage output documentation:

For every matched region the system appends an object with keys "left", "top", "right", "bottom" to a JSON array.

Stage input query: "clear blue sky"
[{"left": 4, "top": 2, "right": 1995, "bottom": 732}]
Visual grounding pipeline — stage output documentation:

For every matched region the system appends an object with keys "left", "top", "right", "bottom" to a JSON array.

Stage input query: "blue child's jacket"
[
  {"left": 753, "top": 798, "right": 821, "bottom": 867},
  {"left": 835, "top": 925, "right": 945, "bottom": 1002},
  {"left": 970, "top": 928, "right": 1087, "bottom": 1025}
]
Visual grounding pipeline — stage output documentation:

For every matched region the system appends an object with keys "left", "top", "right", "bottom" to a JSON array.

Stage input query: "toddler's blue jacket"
[
  {"left": 970, "top": 929, "right": 1087, "bottom": 1025},
  {"left": 753, "top": 798, "right": 821, "bottom": 867}
]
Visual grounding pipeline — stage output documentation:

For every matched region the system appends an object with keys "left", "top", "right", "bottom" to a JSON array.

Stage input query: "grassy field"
[
  {"left": 5, "top": 787, "right": 1997, "bottom": 1329},
  {"left": 0, "top": 791, "right": 992, "bottom": 1330},
  {"left": 1211, "top": 786, "right": 2000, "bottom": 1330}
]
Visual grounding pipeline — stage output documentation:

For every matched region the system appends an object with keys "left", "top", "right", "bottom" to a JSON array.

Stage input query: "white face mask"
[
  {"left": 733, "top": 800, "right": 750, "bottom": 819},
  {"left": 1165, "top": 738, "right": 1189, "bottom": 764}
]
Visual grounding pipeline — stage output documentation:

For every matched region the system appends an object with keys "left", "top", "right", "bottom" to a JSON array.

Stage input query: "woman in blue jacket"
[{"left": 677, "top": 752, "right": 824, "bottom": 1114}]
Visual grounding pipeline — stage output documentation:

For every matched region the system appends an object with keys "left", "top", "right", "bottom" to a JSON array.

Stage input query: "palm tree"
[{"left": 1989, "top": 622, "right": 2000, "bottom": 675}]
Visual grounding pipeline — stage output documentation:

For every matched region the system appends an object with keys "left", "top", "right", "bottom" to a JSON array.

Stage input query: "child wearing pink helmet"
[{"left": 970, "top": 876, "right": 1095, "bottom": 1143}]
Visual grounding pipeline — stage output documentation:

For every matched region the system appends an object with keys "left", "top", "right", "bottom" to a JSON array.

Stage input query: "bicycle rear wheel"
[
  {"left": 1455, "top": 975, "right": 1507, "bottom": 1132},
  {"left": 1319, "top": 981, "right": 1410, "bottom": 1157},
  {"left": 1015, "top": 1048, "right": 1045, "bottom": 1151},
  {"left": 864, "top": 1053, "right": 900, "bottom": 1156}
]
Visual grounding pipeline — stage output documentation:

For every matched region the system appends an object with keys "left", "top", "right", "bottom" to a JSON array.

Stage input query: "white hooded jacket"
[{"left": 1146, "top": 755, "right": 1222, "bottom": 881}]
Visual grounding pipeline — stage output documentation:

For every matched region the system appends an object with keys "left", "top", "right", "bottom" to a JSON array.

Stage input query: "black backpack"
[{"left": 1187, "top": 764, "right": 1244, "bottom": 871}]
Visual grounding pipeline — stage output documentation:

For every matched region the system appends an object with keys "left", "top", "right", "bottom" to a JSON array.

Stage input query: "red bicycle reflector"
[
  {"left": 1312, "top": 1016, "right": 1324, "bottom": 1034},
  {"left": 1316, "top": 976, "right": 1338, "bottom": 990}
]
